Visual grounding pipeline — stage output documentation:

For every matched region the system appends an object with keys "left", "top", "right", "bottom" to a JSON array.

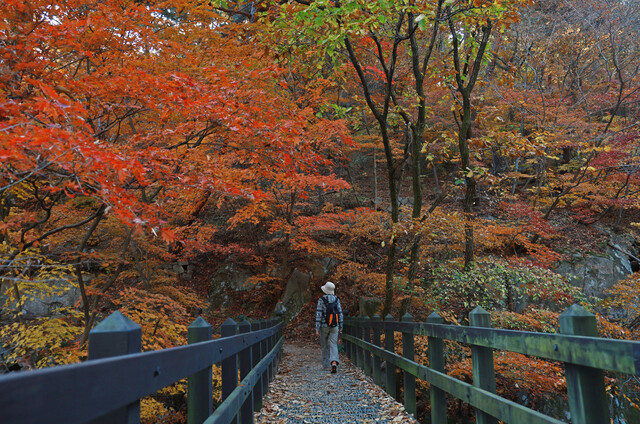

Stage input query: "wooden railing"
[
  {"left": 343, "top": 304, "right": 640, "bottom": 424},
  {"left": 0, "top": 311, "right": 284, "bottom": 424}
]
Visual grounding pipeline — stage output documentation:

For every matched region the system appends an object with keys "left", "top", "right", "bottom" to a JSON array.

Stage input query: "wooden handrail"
[
  {"left": 204, "top": 336, "right": 284, "bottom": 424},
  {"left": 359, "top": 319, "right": 640, "bottom": 374},
  {"left": 0, "top": 312, "right": 284, "bottom": 424},
  {"left": 343, "top": 335, "right": 564, "bottom": 424},
  {"left": 343, "top": 304, "right": 639, "bottom": 424}
]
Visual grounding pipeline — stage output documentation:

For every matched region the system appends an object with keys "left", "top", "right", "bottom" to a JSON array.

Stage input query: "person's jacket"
[{"left": 315, "top": 294, "right": 343, "bottom": 332}]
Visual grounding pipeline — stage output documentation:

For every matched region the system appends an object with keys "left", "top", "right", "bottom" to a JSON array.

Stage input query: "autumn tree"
[
  {"left": 1, "top": 0, "right": 351, "bottom": 365},
  {"left": 486, "top": 0, "right": 640, "bottom": 231}
]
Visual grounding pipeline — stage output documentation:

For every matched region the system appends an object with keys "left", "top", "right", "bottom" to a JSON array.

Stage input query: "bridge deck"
[{"left": 255, "top": 342, "right": 416, "bottom": 424}]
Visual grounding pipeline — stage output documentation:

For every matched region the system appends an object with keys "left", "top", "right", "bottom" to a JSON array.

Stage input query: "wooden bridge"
[
  {"left": 0, "top": 312, "right": 283, "bottom": 424},
  {"left": 1, "top": 304, "right": 639, "bottom": 424},
  {"left": 344, "top": 305, "right": 640, "bottom": 424}
]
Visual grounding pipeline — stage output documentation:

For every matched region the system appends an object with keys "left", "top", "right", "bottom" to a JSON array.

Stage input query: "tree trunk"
[
  {"left": 460, "top": 95, "right": 475, "bottom": 268},
  {"left": 381, "top": 124, "right": 399, "bottom": 317}
]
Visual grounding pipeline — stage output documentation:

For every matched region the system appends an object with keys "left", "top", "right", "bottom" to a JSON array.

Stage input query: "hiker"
[{"left": 315, "top": 281, "right": 343, "bottom": 374}]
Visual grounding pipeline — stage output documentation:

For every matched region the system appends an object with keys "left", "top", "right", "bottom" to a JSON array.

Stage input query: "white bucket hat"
[{"left": 321, "top": 281, "right": 335, "bottom": 295}]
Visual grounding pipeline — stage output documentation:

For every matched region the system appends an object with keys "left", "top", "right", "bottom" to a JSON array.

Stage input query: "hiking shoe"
[{"left": 331, "top": 364, "right": 337, "bottom": 374}]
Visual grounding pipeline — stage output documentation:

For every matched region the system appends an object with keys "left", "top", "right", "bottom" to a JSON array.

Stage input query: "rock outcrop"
[{"left": 555, "top": 236, "right": 638, "bottom": 299}]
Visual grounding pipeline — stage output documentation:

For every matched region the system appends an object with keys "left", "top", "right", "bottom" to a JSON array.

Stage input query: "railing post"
[
  {"left": 275, "top": 314, "right": 283, "bottom": 371},
  {"left": 251, "top": 320, "right": 263, "bottom": 412},
  {"left": 355, "top": 317, "right": 363, "bottom": 369},
  {"left": 265, "top": 318, "right": 272, "bottom": 384},
  {"left": 384, "top": 314, "right": 398, "bottom": 401},
  {"left": 269, "top": 318, "right": 276, "bottom": 382},
  {"left": 221, "top": 318, "right": 238, "bottom": 424},
  {"left": 187, "top": 316, "right": 213, "bottom": 424},
  {"left": 88, "top": 311, "right": 142, "bottom": 424},
  {"left": 279, "top": 316, "right": 284, "bottom": 367},
  {"left": 428, "top": 312, "right": 446, "bottom": 424},
  {"left": 401, "top": 313, "right": 416, "bottom": 418},
  {"left": 272, "top": 318, "right": 278, "bottom": 370},
  {"left": 559, "top": 305, "right": 611, "bottom": 424},
  {"left": 347, "top": 318, "right": 353, "bottom": 361},
  {"left": 259, "top": 319, "right": 269, "bottom": 398},
  {"left": 372, "top": 314, "right": 382, "bottom": 386},
  {"left": 343, "top": 318, "right": 349, "bottom": 360},
  {"left": 363, "top": 316, "right": 372, "bottom": 377},
  {"left": 349, "top": 318, "right": 355, "bottom": 364},
  {"left": 238, "top": 318, "right": 253, "bottom": 424},
  {"left": 469, "top": 307, "right": 498, "bottom": 424}
]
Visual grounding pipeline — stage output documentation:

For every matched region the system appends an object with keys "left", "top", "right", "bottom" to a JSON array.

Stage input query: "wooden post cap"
[{"left": 428, "top": 312, "right": 443, "bottom": 323}]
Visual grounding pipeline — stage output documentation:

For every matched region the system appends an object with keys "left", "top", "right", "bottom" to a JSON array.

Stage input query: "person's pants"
[{"left": 319, "top": 326, "right": 340, "bottom": 368}]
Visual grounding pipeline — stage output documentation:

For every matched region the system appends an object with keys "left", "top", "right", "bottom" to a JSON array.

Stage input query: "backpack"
[{"left": 321, "top": 296, "right": 340, "bottom": 327}]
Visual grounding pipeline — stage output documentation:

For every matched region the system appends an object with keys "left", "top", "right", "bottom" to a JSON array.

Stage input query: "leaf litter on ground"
[{"left": 255, "top": 342, "right": 418, "bottom": 424}]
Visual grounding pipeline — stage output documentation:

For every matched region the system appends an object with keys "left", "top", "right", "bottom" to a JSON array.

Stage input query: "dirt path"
[{"left": 255, "top": 342, "right": 418, "bottom": 424}]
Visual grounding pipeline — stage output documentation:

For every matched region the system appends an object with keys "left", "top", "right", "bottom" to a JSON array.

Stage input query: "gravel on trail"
[{"left": 255, "top": 342, "right": 418, "bottom": 424}]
